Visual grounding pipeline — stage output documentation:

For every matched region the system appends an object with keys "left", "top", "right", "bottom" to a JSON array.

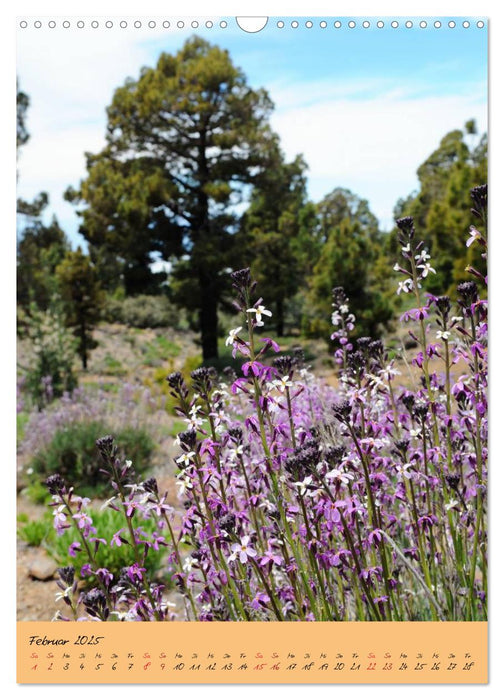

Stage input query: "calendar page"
[{"left": 15, "top": 13, "right": 488, "bottom": 685}]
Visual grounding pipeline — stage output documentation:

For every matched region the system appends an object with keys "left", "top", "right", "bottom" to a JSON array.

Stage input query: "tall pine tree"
[{"left": 65, "top": 37, "right": 278, "bottom": 359}]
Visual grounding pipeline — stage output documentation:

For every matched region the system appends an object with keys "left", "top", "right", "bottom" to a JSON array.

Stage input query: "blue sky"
[{"left": 16, "top": 17, "right": 487, "bottom": 247}]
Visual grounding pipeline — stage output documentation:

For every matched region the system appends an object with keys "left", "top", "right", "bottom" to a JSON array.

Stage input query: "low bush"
[
  {"left": 142, "top": 335, "right": 182, "bottom": 367},
  {"left": 18, "top": 509, "right": 172, "bottom": 586},
  {"left": 50, "top": 507, "right": 171, "bottom": 585},
  {"left": 103, "top": 295, "right": 181, "bottom": 329},
  {"left": 27, "top": 421, "right": 155, "bottom": 496},
  {"left": 17, "top": 515, "right": 53, "bottom": 547},
  {"left": 17, "top": 303, "right": 77, "bottom": 409}
]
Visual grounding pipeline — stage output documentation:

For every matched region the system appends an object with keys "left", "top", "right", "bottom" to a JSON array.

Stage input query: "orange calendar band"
[{"left": 17, "top": 621, "right": 487, "bottom": 684}]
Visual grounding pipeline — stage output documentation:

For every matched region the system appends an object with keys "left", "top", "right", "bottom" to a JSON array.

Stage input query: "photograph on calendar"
[{"left": 16, "top": 17, "right": 487, "bottom": 626}]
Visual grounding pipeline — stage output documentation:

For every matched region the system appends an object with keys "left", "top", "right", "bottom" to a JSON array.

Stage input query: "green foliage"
[
  {"left": 26, "top": 421, "right": 155, "bottom": 496},
  {"left": 55, "top": 247, "right": 105, "bottom": 370},
  {"left": 17, "top": 412, "right": 30, "bottom": 444},
  {"left": 103, "top": 294, "right": 181, "bottom": 329},
  {"left": 143, "top": 354, "right": 203, "bottom": 412},
  {"left": 392, "top": 123, "right": 487, "bottom": 294},
  {"left": 143, "top": 335, "right": 182, "bottom": 367},
  {"left": 88, "top": 244, "right": 128, "bottom": 295},
  {"left": 18, "top": 509, "right": 171, "bottom": 585},
  {"left": 66, "top": 36, "right": 279, "bottom": 359},
  {"left": 243, "top": 152, "right": 320, "bottom": 336},
  {"left": 24, "top": 481, "right": 52, "bottom": 505},
  {"left": 18, "top": 303, "right": 78, "bottom": 409},
  {"left": 305, "top": 188, "right": 394, "bottom": 339},
  {"left": 17, "top": 215, "right": 70, "bottom": 310},
  {"left": 103, "top": 354, "right": 126, "bottom": 376},
  {"left": 168, "top": 419, "right": 190, "bottom": 437},
  {"left": 16, "top": 80, "right": 30, "bottom": 153},
  {"left": 17, "top": 82, "right": 62, "bottom": 306},
  {"left": 18, "top": 516, "right": 53, "bottom": 548},
  {"left": 49, "top": 508, "right": 170, "bottom": 584}
]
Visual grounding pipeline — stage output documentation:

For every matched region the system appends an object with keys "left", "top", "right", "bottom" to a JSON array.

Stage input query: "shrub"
[
  {"left": 102, "top": 353, "right": 126, "bottom": 376},
  {"left": 20, "top": 383, "right": 163, "bottom": 463},
  {"left": 17, "top": 515, "right": 53, "bottom": 547},
  {"left": 17, "top": 411, "right": 30, "bottom": 445},
  {"left": 18, "top": 509, "right": 171, "bottom": 586},
  {"left": 18, "top": 303, "right": 77, "bottom": 408},
  {"left": 27, "top": 421, "right": 155, "bottom": 496},
  {"left": 49, "top": 508, "right": 171, "bottom": 584},
  {"left": 142, "top": 335, "right": 182, "bottom": 367},
  {"left": 103, "top": 295, "right": 181, "bottom": 329}
]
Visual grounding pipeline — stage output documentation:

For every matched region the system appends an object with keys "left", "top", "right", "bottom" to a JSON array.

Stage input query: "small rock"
[{"left": 29, "top": 553, "right": 57, "bottom": 581}]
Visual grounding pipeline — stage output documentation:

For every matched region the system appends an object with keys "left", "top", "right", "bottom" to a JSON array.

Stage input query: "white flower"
[
  {"left": 184, "top": 415, "right": 204, "bottom": 430},
  {"left": 183, "top": 405, "right": 204, "bottom": 430},
  {"left": 445, "top": 499, "right": 459, "bottom": 511},
  {"left": 393, "top": 263, "right": 401, "bottom": 272},
  {"left": 365, "top": 373, "right": 386, "bottom": 390},
  {"left": 293, "top": 475, "right": 313, "bottom": 496},
  {"left": 228, "top": 535, "right": 257, "bottom": 563},
  {"left": 273, "top": 375, "right": 293, "bottom": 393},
  {"left": 52, "top": 504, "right": 67, "bottom": 529},
  {"left": 436, "top": 330, "right": 451, "bottom": 341},
  {"left": 125, "top": 483, "right": 143, "bottom": 494},
  {"left": 339, "top": 304, "right": 349, "bottom": 314},
  {"left": 183, "top": 556, "right": 197, "bottom": 573},
  {"left": 210, "top": 407, "right": 227, "bottom": 426},
  {"left": 176, "top": 451, "right": 195, "bottom": 468},
  {"left": 397, "top": 279, "right": 414, "bottom": 295},
  {"left": 55, "top": 586, "right": 73, "bottom": 603},
  {"left": 409, "top": 429, "right": 422, "bottom": 439},
  {"left": 326, "top": 467, "right": 354, "bottom": 485},
  {"left": 176, "top": 473, "right": 193, "bottom": 496},
  {"left": 415, "top": 249, "right": 431, "bottom": 263},
  {"left": 246, "top": 304, "right": 272, "bottom": 327},
  {"left": 466, "top": 226, "right": 481, "bottom": 248},
  {"left": 418, "top": 262, "right": 436, "bottom": 278},
  {"left": 396, "top": 463, "right": 414, "bottom": 479},
  {"left": 225, "top": 326, "right": 242, "bottom": 346},
  {"left": 360, "top": 436, "right": 390, "bottom": 449},
  {"left": 380, "top": 364, "right": 400, "bottom": 381},
  {"left": 258, "top": 500, "right": 276, "bottom": 513},
  {"left": 100, "top": 495, "right": 118, "bottom": 511},
  {"left": 228, "top": 445, "right": 244, "bottom": 463}
]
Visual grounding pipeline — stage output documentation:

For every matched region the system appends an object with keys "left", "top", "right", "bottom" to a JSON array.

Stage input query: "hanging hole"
[{"left": 236, "top": 17, "right": 268, "bottom": 33}]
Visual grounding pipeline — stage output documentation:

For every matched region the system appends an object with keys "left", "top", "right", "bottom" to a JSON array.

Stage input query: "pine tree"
[
  {"left": 55, "top": 248, "right": 105, "bottom": 369},
  {"left": 65, "top": 36, "right": 278, "bottom": 359},
  {"left": 306, "top": 188, "right": 393, "bottom": 339}
]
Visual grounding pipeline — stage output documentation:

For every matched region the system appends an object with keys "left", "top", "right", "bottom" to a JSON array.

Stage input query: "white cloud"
[{"left": 269, "top": 83, "right": 487, "bottom": 228}]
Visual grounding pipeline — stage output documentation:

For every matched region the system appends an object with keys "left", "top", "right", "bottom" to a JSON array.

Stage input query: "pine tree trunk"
[
  {"left": 199, "top": 270, "right": 219, "bottom": 360},
  {"left": 276, "top": 298, "right": 285, "bottom": 337},
  {"left": 80, "top": 318, "right": 88, "bottom": 370}
]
